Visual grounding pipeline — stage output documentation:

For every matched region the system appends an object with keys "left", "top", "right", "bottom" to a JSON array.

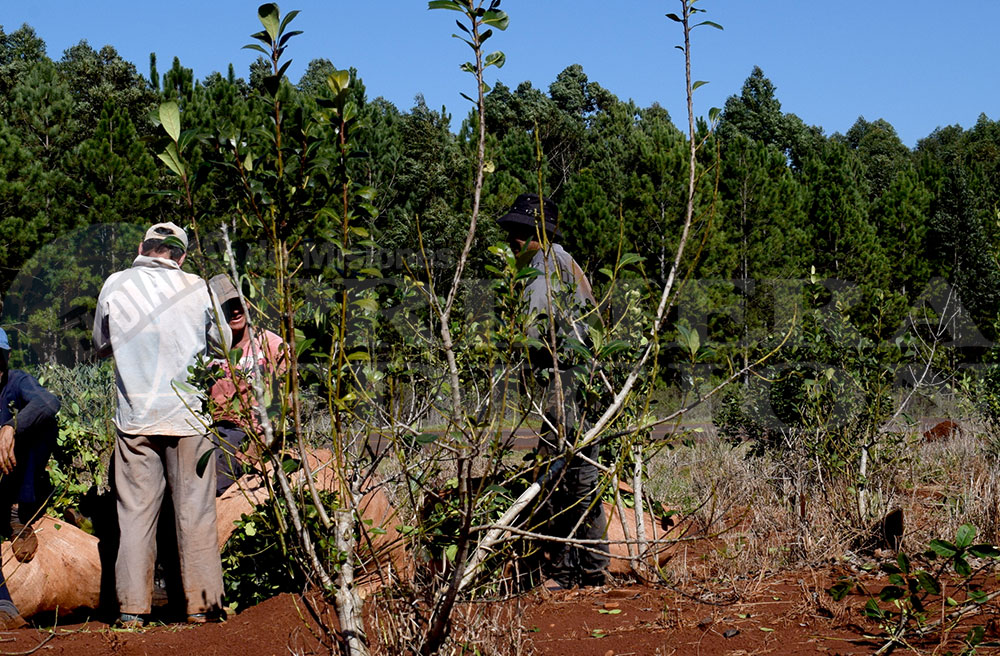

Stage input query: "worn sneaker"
[
  {"left": 187, "top": 609, "right": 225, "bottom": 624},
  {"left": 541, "top": 577, "right": 568, "bottom": 593},
  {"left": 0, "top": 600, "right": 26, "bottom": 630},
  {"left": 117, "top": 613, "right": 145, "bottom": 629}
]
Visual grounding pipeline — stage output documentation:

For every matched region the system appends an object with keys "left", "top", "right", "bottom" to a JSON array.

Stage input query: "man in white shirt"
[{"left": 94, "top": 222, "right": 230, "bottom": 626}]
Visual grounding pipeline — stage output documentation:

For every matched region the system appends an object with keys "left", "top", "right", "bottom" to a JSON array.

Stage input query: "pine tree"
[
  {"left": 843, "top": 117, "right": 911, "bottom": 201},
  {"left": 800, "top": 139, "right": 889, "bottom": 294},
  {"left": 57, "top": 41, "right": 157, "bottom": 139}
]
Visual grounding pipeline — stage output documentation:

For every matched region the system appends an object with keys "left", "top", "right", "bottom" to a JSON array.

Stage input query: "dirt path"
[{"left": 0, "top": 566, "right": 997, "bottom": 654}]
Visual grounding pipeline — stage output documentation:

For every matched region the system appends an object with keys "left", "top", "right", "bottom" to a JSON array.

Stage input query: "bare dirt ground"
[
  {"left": 0, "top": 566, "right": 995, "bottom": 655},
  {"left": 2, "top": 469, "right": 998, "bottom": 655}
]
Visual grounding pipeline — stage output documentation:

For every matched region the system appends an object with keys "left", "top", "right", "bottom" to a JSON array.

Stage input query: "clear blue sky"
[{"left": 3, "top": 1, "right": 997, "bottom": 148}]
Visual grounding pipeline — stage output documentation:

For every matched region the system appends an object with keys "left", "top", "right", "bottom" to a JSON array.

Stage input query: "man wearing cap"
[
  {"left": 93, "top": 222, "right": 231, "bottom": 626},
  {"left": 497, "top": 193, "right": 610, "bottom": 590},
  {"left": 206, "top": 274, "right": 285, "bottom": 495},
  {"left": 0, "top": 327, "right": 60, "bottom": 627}
]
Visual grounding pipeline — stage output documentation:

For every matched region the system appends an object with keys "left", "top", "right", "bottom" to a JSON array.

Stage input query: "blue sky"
[{"left": 3, "top": 1, "right": 996, "bottom": 147}]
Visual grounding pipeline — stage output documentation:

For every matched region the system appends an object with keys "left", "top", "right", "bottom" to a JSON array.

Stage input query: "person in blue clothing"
[{"left": 0, "top": 327, "right": 61, "bottom": 627}]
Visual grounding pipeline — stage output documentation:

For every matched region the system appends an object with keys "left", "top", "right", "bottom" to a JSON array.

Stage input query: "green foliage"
[
  {"left": 828, "top": 525, "right": 1000, "bottom": 652},
  {"left": 221, "top": 502, "right": 303, "bottom": 611},
  {"left": 34, "top": 362, "right": 116, "bottom": 512}
]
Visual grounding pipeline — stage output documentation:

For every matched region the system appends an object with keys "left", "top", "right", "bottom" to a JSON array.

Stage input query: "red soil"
[{"left": 0, "top": 568, "right": 997, "bottom": 654}]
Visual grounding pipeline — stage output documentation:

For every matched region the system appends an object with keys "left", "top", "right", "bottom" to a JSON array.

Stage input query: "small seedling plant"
[{"left": 828, "top": 524, "right": 1000, "bottom": 654}]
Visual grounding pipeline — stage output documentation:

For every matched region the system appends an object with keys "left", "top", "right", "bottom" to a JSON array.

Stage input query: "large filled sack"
[
  {"left": 5, "top": 448, "right": 410, "bottom": 618},
  {"left": 604, "top": 501, "right": 690, "bottom": 575},
  {"left": 5, "top": 516, "right": 102, "bottom": 615}
]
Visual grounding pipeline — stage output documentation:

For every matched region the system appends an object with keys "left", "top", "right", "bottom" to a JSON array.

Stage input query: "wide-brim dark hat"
[{"left": 497, "top": 193, "right": 561, "bottom": 240}]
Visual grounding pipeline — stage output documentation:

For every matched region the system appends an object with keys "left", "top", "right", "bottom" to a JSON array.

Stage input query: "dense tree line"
[{"left": 1, "top": 24, "right": 999, "bottom": 374}]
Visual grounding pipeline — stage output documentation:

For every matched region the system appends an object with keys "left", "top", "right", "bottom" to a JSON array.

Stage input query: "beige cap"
[
  {"left": 144, "top": 222, "right": 188, "bottom": 251},
  {"left": 209, "top": 273, "right": 241, "bottom": 305}
]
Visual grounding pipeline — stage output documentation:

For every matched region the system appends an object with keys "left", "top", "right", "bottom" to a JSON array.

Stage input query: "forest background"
[{"left": 0, "top": 16, "right": 998, "bottom": 382}]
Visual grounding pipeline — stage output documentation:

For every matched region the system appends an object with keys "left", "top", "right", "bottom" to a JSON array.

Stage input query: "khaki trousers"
[{"left": 114, "top": 432, "right": 223, "bottom": 615}]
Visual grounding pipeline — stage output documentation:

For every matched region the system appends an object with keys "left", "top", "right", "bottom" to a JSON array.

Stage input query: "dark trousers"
[
  {"left": 210, "top": 424, "right": 247, "bottom": 496},
  {"left": 537, "top": 437, "right": 609, "bottom": 587},
  {"left": 0, "top": 418, "right": 57, "bottom": 602}
]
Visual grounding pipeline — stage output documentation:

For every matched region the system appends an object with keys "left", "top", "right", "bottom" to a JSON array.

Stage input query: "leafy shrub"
[
  {"left": 34, "top": 362, "right": 116, "bottom": 512},
  {"left": 222, "top": 484, "right": 345, "bottom": 611}
]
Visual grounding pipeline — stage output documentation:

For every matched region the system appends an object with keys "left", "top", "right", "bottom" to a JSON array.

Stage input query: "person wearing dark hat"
[
  {"left": 497, "top": 193, "right": 610, "bottom": 590},
  {"left": 0, "top": 327, "right": 60, "bottom": 628},
  {"left": 93, "top": 222, "right": 231, "bottom": 627},
  {"left": 206, "top": 274, "right": 285, "bottom": 495}
]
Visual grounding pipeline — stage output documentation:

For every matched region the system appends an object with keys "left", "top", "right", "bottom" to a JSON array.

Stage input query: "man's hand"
[{"left": 0, "top": 425, "right": 16, "bottom": 475}]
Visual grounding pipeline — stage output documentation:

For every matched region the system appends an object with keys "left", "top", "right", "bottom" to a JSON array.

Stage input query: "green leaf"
[
  {"left": 242, "top": 43, "right": 269, "bottom": 55},
  {"left": 515, "top": 266, "right": 541, "bottom": 281},
  {"left": 444, "top": 544, "right": 458, "bottom": 562},
  {"left": 172, "top": 379, "right": 198, "bottom": 395},
  {"left": 708, "top": 106, "right": 722, "bottom": 123},
  {"left": 915, "top": 570, "right": 940, "bottom": 594},
  {"left": 956, "top": 523, "right": 976, "bottom": 549},
  {"left": 163, "top": 235, "right": 186, "bottom": 251},
  {"left": 279, "top": 9, "right": 300, "bottom": 33},
  {"left": 415, "top": 433, "right": 438, "bottom": 445},
  {"left": 326, "top": 70, "right": 350, "bottom": 94},
  {"left": 258, "top": 3, "right": 280, "bottom": 41},
  {"left": 618, "top": 252, "right": 645, "bottom": 267},
  {"left": 692, "top": 80, "right": 709, "bottom": 91},
  {"left": 276, "top": 59, "right": 292, "bottom": 81},
  {"left": 827, "top": 581, "right": 852, "bottom": 602},
  {"left": 196, "top": 448, "right": 215, "bottom": 477},
  {"left": 665, "top": 12, "right": 682, "bottom": 22},
  {"left": 878, "top": 585, "right": 904, "bottom": 602},
  {"left": 159, "top": 101, "right": 181, "bottom": 143},
  {"left": 278, "top": 30, "right": 303, "bottom": 48},
  {"left": 598, "top": 340, "right": 630, "bottom": 359},
  {"left": 967, "top": 625, "right": 986, "bottom": 646},
  {"left": 954, "top": 555, "right": 971, "bottom": 577},
  {"left": 695, "top": 20, "right": 724, "bottom": 30},
  {"left": 897, "top": 552, "right": 910, "bottom": 575},
  {"left": 428, "top": 0, "right": 465, "bottom": 11},
  {"left": 969, "top": 589, "right": 988, "bottom": 604},
  {"left": 281, "top": 456, "right": 300, "bottom": 474},
  {"left": 482, "top": 10, "right": 509, "bottom": 30},
  {"left": 969, "top": 544, "right": 1000, "bottom": 559},
  {"left": 484, "top": 51, "right": 506, "bottom": 69},
  {"left": 929, "top": 539, "right": 958, "bottom": 558},
  {"left": 863, "top": 598, "right": 885, "bottom": 620},
  {"left": 248, "top": 30, "right": 272, "bottom": 46}
]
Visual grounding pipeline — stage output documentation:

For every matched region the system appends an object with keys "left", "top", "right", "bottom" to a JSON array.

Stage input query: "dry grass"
[
  {"left": 643, "top": 420, "right": 1000, "bottom": 583},
  {"left": 368, "top": 591, "right": 533, "bottom": 656}
]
